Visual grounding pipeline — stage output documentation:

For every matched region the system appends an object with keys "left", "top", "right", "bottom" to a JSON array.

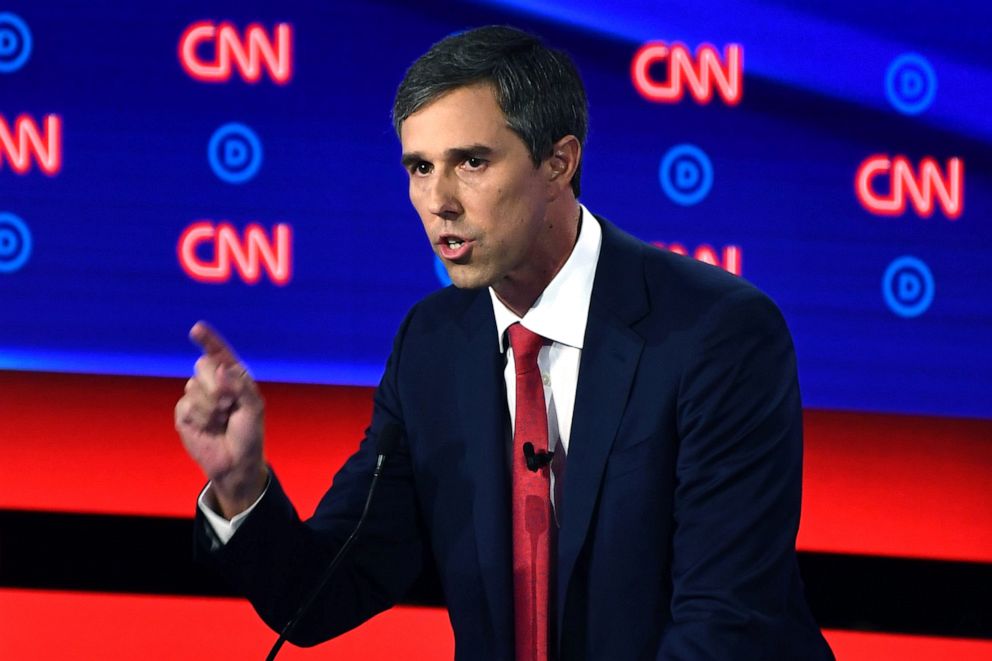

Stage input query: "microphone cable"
[{"left": 265, "top": 422, "right": 403, "bottom": 660}]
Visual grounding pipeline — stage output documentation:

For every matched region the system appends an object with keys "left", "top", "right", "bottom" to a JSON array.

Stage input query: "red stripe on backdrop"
[
  {"left": 1, "top": 371, "right": 990, "bottom": 561},
  {"left": 1, "top": 589, "right": 991, "bottom": 660},
  {"left": 821, "top": 629, "right": 992, "bottom": 661},
  {"left": 0, "top": 589, "right": 454, "bottom": 659},
  {"left": 0, "top": 371, "right": 373, "bottom": 519},
  {"left": 798, "top": 409, "right": 992, "bottom": 563}
]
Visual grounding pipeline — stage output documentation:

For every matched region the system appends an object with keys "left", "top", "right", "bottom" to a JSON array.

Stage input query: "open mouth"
[{"left": 438, "top": 235, "right": 473, "bottom": 261}]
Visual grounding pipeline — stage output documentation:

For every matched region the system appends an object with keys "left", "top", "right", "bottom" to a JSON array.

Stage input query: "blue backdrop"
[{"left": 1, "top": 0, "right": 989, "bottom": 419}]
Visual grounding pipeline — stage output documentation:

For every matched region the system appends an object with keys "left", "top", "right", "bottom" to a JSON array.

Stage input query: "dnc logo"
[
  {"left": 208, "top": 123, "right": 263, "bottom": 184},
  {"left": 659, "top": 144, "right": 713, "bottom": 206},
  {"left": 0, "top": 212, "right": 31, "bottom": 273},
  {"left": 883, "top": 256, "right": 934, "bottom": 318},
  {"left": 885, "top": 53, "right": 936, "bottom": 115},
  {"left": 0, "top": 13, "right": 31, "bottom": 73}
]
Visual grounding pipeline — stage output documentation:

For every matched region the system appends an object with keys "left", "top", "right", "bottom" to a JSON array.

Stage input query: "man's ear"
[{"left": 546, "top": 135, "right": 581, "bottom": 195}]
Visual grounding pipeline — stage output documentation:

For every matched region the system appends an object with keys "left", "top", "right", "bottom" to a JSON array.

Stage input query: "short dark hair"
[{"left": 392, "top": 25, "right": 588, "bottom": 197}]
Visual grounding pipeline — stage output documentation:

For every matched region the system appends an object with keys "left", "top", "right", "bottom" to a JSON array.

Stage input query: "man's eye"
[
  {"left": 414, "top": 162, "right": 432, "bottom": 175},
  {"left": 465, "top": 157, "right": 486, "bottom": 169}
]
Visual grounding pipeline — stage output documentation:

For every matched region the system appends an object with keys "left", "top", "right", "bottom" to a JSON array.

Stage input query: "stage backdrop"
[{"left": 1, "top": 0, "right": 988, "bottom": 418}]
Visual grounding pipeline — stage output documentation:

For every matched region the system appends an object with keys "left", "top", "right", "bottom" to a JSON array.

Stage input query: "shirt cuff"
[{"left": 197, "top": 480, "right": 268, "bottom": 545}]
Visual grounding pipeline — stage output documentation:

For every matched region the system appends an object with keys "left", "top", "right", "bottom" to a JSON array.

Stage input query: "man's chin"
[
  {"left": 449, "top": 279, "right": 490, "bottom": 291},
  {"left": 445, "top": 267, "right": 493, "bottom": 290}
]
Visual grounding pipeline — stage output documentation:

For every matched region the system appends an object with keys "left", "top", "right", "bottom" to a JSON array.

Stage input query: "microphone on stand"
[{"left": 264, "top": 422, "right": 404, "bottom": 661}]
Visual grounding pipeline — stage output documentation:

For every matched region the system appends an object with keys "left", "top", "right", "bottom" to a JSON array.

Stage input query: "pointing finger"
[{"left": 189, "top": 321, "right": 241, "bottom": 367}]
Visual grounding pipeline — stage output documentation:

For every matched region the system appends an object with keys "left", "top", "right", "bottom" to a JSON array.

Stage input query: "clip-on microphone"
[{"left": 522, "top": 441, "right": 553, "bottom": 472}]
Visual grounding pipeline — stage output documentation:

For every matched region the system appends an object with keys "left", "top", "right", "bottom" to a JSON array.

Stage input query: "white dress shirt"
[
  {"left": 200, "top": 205, "right": 602, "bottom": 543},
  {"left": 490, "top": 204, "right": 601, "bottom": 458}
]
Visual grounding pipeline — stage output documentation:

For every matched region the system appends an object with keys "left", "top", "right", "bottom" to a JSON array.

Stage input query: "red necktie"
[{"left": 508, "top": 323, "right": 551, "bottom": 661}]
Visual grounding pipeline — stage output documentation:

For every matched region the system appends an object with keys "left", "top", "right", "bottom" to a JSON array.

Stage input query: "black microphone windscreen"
[{"left": 376, "top": 422, "right": 403, "bottom": 456}]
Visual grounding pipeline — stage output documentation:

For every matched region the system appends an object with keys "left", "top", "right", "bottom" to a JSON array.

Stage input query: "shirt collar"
[{"left": 490, "top": 204, "right": 603, "bottom": 353}]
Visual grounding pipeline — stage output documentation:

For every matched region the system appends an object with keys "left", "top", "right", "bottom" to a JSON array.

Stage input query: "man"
[{"left": 176, "top": 26, "right": 833, "bottom": 660}]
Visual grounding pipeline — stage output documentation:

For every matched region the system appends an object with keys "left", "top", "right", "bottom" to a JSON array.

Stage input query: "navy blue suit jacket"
[{"left": 196, "top": 218, "right": 834, "bottom": 660}]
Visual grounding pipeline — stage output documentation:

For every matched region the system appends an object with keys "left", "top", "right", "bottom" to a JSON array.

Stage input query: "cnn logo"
[
  {"left": 178, "top": 221, "right": 292, "bottom": 285},
  {"left": 653, "top": 242, "right": 742, "bottom": 276},
  {"left": 856, "top": 155, "right": 963, "bottom": 219},
  {"left": 179, "top": 21, "right": 292, "bottom": 84},
  {"left": 0, "top": 113, "right": 61, "bottom": 175},
  {"left": 631, "top": 42, "right": 742, "bottom": 105}
]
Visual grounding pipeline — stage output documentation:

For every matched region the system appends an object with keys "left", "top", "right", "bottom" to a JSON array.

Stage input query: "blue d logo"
[
  {"left": 883, "top": 256, "right": 934, "bottom": 318},
  {"left": 0, "top": 212, "right": 32, "bottom": 273},
  {"left": 0, "top": 13, "right": 32, "bottom": 73},
  {"left": 208, "top": 123, "right": 263, "bottom": 184},
  {"left": 659, "top": 144, "right": 713, "bottom": 206},
  {"left": 885, "top": 53, "right": 936, "bottom": 115}
]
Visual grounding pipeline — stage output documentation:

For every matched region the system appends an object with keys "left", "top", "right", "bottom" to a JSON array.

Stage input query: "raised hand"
[{"left": 175, "top": 321, "right": 269, "bottom": 518}]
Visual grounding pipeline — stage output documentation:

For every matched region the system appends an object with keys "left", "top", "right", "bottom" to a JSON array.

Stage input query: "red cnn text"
[
  {"left": 0, "top": 114, "right": 62, "bottom": 176},
  {"left": 178, "top": 222, "right": 293, "bottom": 285},
  {"left": 179, "top": 21, "right": 292, "bottom": 84},
  {"left": 856, "top": 155, "right": 963, "bottom": 219},
  {"left": 631, "top": 42, "right": 743, "bottom": 105},
  {"left": 653, "top": 242, "right": 742, "bottom": 276}
]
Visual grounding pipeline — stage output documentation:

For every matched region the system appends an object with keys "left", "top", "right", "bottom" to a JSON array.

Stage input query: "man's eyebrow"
[
  {"left": 446, "top": 144, "right": 495, "bottom": 160},
  {"left": 400, "top": 144, "right": 496, "bottom": 169},
  {"left": 400, "top": 152, "right": 424, "bottom": 169}
]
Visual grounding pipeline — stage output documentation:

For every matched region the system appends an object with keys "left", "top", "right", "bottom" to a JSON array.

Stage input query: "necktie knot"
[{"left": 508, "top": 323, "right": 544, "bottom": 375}]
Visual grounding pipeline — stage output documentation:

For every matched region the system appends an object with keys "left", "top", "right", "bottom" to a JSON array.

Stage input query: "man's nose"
[{"left": 427, "top": 172, "right": 462, "bottom": 220}]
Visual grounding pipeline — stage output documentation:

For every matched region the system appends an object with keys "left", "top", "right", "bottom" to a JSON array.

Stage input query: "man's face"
[{"left": 400, "top": 84, "right": 556, "bottom": 295}]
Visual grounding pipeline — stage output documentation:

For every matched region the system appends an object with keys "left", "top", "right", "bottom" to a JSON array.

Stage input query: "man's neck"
[{"left": 493, "top": 202, "right": 582, "bottom": 317}]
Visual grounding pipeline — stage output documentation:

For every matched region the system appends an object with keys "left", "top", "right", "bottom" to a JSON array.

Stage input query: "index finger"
[{"left": 189, "top": 320, "right": 241, "bottom": 366}]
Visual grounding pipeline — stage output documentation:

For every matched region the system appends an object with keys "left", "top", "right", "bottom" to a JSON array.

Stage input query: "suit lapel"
[
  {"left": 455, "top": 291, "right": 514, "bottom": 649},
  {"left": 556, "top": 219, "right": 648, "bottom": 635}
]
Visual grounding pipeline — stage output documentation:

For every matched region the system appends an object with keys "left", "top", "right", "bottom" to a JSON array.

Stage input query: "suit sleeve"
[
  {"left": 657, "top": 287, "right": 821, "bottom": 660},
  {"left": 193, "top": 306, "right": 427, "bottom": 647}
]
